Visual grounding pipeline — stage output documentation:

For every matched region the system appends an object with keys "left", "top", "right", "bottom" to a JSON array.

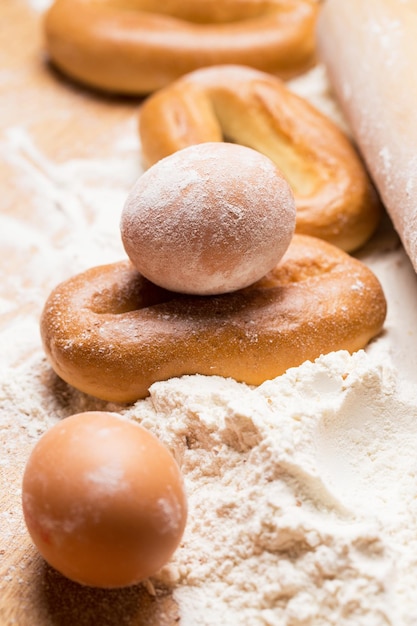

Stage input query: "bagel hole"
[
  {"left": 221, "top": 129, "right": 321, "bottom": 198},
  {"left": 211, "top": 89, "right": 324, "bottom": 198},
  {"left": 107, "top": 0, "right": 274, "bottom": 23},
  {"left": 88, "top": 276, "right": 172, "bottom": 315},
  {"left": 257, "top": 256, "right": 337, "bottom": 288}
]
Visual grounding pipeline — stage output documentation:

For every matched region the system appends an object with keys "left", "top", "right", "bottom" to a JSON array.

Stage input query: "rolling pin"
[{"left": 317, "top": 0, "right": 417, "bottom": 270}]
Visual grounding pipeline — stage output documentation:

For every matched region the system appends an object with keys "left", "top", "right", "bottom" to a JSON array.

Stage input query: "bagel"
[
  {"left": 40, "top": 235, "right": 386, "bottom": 404},
  {"left": 138, "top": 64, "right": 381, "bottom": 252},
  {"left": 43, "top": 0, "right": 319, "bottom": 94}
]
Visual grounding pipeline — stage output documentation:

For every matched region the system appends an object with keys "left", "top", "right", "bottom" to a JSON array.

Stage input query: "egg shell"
[
  {"left": 120, "top": 142, "right": 296, "bottom": 295},
  {"left": 21, "top": 411, "right": 187, "bottom": 588}
]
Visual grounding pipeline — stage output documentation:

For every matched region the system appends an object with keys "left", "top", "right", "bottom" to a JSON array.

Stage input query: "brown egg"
[
  {"left": 120, "top": 142, "right": 296, "bottom": 295},
  {"left": 21, "top": 411, "right": 187, "bottom": 588}
]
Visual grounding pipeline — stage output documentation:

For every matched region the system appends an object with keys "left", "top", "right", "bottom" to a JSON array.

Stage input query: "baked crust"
[
  {"left": 43, "top": 0, "right": 319, "bottom": 94},
  {"left": 40, "top": 234, "right": 387, "bottom": 403}
]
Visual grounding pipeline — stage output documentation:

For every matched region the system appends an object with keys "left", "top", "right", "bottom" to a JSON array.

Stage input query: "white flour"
[
  {"left": 127, "top": 350, "right": 400, "bottom": 625},
  {"left": 27, "top": 0, "right": 52, "bottom": 11}
]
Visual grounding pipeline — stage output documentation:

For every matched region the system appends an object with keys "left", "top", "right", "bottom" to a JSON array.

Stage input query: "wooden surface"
[{"left": 0, "top": 2, "right": 179, "bottom": 623}]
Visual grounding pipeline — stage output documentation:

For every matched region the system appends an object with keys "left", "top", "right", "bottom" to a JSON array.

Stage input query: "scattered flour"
[{"left": 27, "top": 0, "right": 52, "bottom": 11}]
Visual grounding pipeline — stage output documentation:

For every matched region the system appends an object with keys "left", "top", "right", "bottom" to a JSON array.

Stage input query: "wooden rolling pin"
[{"left": 317, "top": 0, "right": 417, "bottom": 270}]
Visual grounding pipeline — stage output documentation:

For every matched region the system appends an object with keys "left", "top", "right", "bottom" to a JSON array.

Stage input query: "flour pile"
[{"left": 115, "top": 349, "right": 414, "bottom": 625}]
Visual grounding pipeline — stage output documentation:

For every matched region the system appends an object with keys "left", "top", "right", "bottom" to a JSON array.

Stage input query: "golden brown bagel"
[
  {"left": 138, "top": 65, "right": 381, "bottom": 252},
  {"left": 43, "top": 0, "right": 319, "bottom": 94},
  {"left": 40, "top": 235, "right": 386, "bottom": 404}
]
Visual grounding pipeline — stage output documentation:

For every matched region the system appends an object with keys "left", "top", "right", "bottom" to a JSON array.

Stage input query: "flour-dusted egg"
[
  {"left": 120, "top": 142, "right": 296, "bottom": 295},
  {"left": 21, "top": 411, "right": 187, "bottom": 588}
]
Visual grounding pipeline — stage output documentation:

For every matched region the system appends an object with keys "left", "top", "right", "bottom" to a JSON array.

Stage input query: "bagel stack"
[{"left": 37, "top": 0, "right": 387, "bottom": 403}]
